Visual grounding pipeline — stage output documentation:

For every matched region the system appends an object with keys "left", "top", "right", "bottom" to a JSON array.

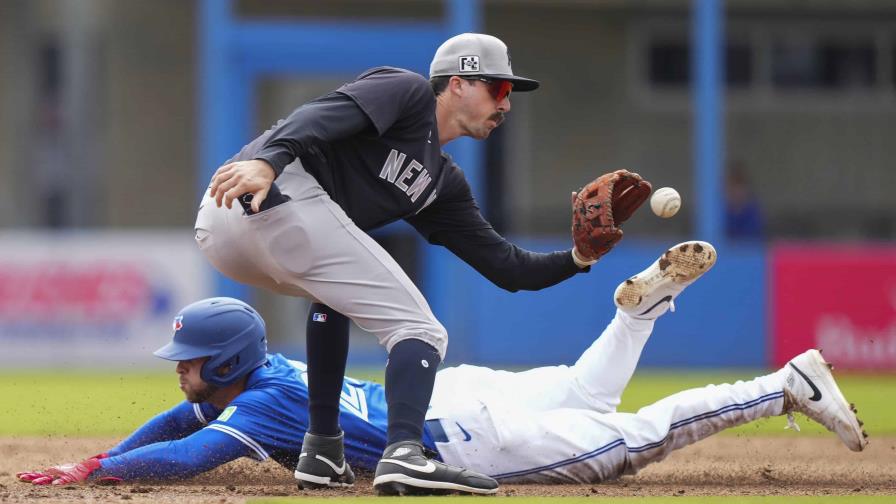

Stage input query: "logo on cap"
[
  {"left": 458, "top": 56, "right": 480, "bottom": 73},
  {"left": 173, "top": 315, "right": 183, "bottom": 331}
]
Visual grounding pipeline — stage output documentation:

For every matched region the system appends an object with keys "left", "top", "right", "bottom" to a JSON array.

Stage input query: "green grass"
[
  {"left": 0, "top": 372, "right": 182, "bottom": 436},
  {"left": 0, "top": 369, "right": 893, "bottom": 437},
  {"left": 0, "top": 368, "right": 384, "bottom": 436},
  {"left": 251, "top": 497, "right": 894, "bottom": 503}
]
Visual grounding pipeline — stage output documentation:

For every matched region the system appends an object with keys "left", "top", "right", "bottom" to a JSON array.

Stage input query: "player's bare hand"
[{"left": 210, "top": 159, "right": 276, "bottom": 212}]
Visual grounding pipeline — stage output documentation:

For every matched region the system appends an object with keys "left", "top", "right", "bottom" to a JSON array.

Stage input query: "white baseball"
[{"left": 650, "top": 187, "right": 681, "bottom": 218}]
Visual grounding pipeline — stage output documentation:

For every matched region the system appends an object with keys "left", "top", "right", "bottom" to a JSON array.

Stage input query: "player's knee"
[
  {"left": 423, "top": 323, "right": 449, "bottom": 361},
  {"left": 429, "top": 321, "right": 448, "bottom": 359},
  {"left": 386, "top": 323, "right": 448, "bottom": 361}
]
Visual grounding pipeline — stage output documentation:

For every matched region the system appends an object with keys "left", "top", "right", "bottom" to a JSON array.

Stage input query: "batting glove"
[{"left": 17, "top": 456, "right": 121, "bottom": 485}]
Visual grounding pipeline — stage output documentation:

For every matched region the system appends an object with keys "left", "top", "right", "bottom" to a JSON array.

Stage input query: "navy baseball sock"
[
  {"left": 305, "top": 303, "right": 350, "bottom": 436},
  {"left": 384, "top": 339, "right": 441, "bottom": 446}
]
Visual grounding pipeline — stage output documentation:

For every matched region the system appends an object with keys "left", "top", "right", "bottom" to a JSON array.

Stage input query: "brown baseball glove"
[{"left": 571, "top": 169, "right": 652, "bottom": 263}]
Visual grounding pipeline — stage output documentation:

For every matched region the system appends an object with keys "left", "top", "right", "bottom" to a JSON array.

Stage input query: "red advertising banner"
[
  {"left": 771, "top": 244, "right": 896, "bottom": 370},
  {"left": 0, "top": 231, "right": 211, "bottom": 368}
]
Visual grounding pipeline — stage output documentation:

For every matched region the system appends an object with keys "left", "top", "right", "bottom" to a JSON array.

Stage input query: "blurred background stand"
[{"left": 0, "top": 0, "right": 893, "bottom": 370}]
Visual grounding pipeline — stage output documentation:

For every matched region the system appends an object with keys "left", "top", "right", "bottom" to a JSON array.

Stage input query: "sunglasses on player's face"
[{"left": 461, "top": 76, "right": 513, "bottom": 102}]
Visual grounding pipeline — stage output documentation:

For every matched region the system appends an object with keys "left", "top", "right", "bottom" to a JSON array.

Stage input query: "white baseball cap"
[{"left": 429, "top": 33, "right": 540, "bottom": 92}]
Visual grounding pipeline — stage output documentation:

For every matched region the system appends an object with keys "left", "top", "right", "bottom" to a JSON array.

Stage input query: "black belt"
[{"left": 425, "top": 419, "right": 450, "bottom": 443}]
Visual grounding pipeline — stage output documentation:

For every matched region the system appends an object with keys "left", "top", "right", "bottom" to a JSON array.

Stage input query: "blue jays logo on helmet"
[{"left": 154, "top": 297, "right": 268, "bottom": 387}]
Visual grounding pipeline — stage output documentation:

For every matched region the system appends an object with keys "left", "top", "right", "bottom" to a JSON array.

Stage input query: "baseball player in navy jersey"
[
  {"left": 193, "top": 32, "right": 650, "bottom": 495},
  {"left": 18, "top": 241, "right": 867, "bottom": 489}
]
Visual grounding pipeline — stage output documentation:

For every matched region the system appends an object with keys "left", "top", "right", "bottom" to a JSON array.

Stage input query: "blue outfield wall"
[{"left": 424, "top": 238, "right": 767, "bottom": 369}]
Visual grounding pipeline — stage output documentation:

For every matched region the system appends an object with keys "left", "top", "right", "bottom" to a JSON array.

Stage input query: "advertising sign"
[
  {"left": 771, "top": 244, "right": 896, "bottom": 370},
  {"left": 0, "top": 231, "right": 211, "bottom": 368}
]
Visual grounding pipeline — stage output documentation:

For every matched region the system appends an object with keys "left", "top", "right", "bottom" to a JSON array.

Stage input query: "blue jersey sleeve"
[
  {"left": 107, "top": 401, "right": 220, "bottom": 456},
  {"left": 203, "top": 390, "right": 290, "bottom": 462},
  {"left": 96, "top": 427, "right": 249, "bottom": 480}
]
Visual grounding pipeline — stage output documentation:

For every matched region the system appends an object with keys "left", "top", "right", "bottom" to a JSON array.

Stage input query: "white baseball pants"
[
  {"left": 427, "top": 310, "right": 786, "bottom": 483},
  {"left": 194, "top": 161, "right": 448, "bottom": 358}
]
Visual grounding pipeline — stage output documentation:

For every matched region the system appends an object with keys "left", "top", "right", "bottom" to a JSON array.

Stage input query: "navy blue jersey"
[
  {"left": 231, "top": 66, "right": 584, "bottom": 292},
  {"left": 247, "top": 67, "right": 448, "bottom": 231}
]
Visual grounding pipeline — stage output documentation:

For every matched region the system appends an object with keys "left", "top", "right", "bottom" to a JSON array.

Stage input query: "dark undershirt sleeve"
[
  {"left": 406, "top": 166, "right": 587, "bottom": 292},
  {"left": 431, "top": 225, "right": 584, "bottom": 292},
  {"left": 252, "top": 69, "right": 432, "bottom": 176},
  {"left": 252, "top": 92, "right": 374, "bottom": 175}
]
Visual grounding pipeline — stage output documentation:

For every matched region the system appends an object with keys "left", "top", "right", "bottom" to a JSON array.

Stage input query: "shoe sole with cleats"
[{"left": 614, "top": 241, "right": 716, "bottom": 319}]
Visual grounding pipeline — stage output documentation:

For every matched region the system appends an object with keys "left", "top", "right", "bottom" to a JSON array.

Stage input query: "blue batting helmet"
[{"left": 154, "top": 297, "right": 267, "bottom": 387}]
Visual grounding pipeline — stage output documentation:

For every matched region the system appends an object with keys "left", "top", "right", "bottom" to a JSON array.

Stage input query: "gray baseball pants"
[{"left": 194, "top": 160, "right": 448, "bottom": 358}]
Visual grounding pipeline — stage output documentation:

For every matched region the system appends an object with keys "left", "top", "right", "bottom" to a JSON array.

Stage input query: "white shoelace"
[{"left": 784, "top": 412, "right": 801, "bottom": 432}]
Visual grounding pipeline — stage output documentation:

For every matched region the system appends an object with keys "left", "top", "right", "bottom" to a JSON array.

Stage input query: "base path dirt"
[{"left": 2, "top": 435, "right": 894, "bottom": 502}]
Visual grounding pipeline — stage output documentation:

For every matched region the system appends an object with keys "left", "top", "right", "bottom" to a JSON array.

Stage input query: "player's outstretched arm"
[
  {"left": 17, "top": 401, "right": 222, "bottom": 485},
  {"left": 431, "top": 225, "right": 581, "bottom": 292},
  {"left": 106, "top": 400, "right": 214, "bottom": 457},
  {"left": 96, "top": 428, "right": 251, "bottom": 481},
  {"left": 17, "top": 454, "right": 120, "bottom": 486},
  {"left": 18, "top": 428, "right": 250, "bottom": 484},
  {"left": 406, "top": 167, "right": 582, "bottom": 291}
]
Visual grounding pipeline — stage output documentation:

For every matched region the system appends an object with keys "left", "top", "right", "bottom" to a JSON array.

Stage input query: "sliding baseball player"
[{"left": 18, "top": 241, "right": 867, "bottom": 490}]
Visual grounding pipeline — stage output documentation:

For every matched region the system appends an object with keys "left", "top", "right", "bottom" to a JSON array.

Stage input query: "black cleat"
[
  {"left": 373, "top": 441, "right": 498, "bottom": 496},
  {"left": 294, "top": 432, "right": 355, "bottom": 489}
]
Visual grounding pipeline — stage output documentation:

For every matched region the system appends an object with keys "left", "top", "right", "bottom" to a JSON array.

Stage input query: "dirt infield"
[{"left": 2, "top": 435, "right": 894, "bottom": 502}]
